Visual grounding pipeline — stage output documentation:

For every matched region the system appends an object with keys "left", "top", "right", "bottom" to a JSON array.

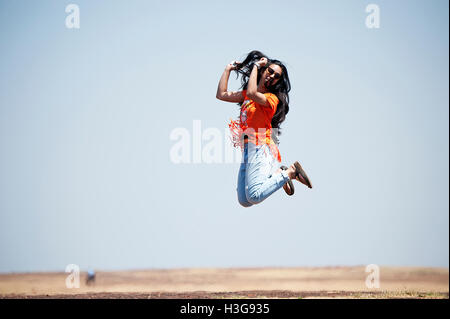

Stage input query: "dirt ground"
[{"left": 0, "top": 266, "right": 448, "bottom": 299}]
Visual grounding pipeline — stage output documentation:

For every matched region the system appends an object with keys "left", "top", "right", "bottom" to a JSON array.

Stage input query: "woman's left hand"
[{"left": 257, "top": 57, "right": 268, "bottom": 67}]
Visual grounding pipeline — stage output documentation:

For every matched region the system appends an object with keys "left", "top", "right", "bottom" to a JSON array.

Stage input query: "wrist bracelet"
[{"left": 254, "top": 63, "right": 261, "bottom": 69}]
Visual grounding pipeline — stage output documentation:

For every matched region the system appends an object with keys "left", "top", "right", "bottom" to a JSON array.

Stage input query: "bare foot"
[
  {"left": 279, "top": 166, "right": 294, "bottom": 195},
  {"left": 277, "top": 166, "right": 297, "bottom": 181},
  {"left": 287, "top": 163, "right": 310, "bottom": 187},
  {"left": 286, "top": 164, "right": 297, "bottom": 180}
]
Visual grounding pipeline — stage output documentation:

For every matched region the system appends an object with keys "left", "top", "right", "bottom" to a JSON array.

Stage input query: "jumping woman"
[{"left": 216, "top": 50, "right": 312, "bottom": 207}]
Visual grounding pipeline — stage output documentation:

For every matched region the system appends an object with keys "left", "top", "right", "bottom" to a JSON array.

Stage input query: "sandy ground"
[{"left": 0, "top": 266, "right": 448, "bottom": 299}]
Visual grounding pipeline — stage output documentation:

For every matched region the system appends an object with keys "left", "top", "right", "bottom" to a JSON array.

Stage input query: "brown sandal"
[
  {"left": 293, "top": 161, "right": 312, "bottom": 189},
  {"left": 280, "top": 166, "right": 295, "bottom": 196}
]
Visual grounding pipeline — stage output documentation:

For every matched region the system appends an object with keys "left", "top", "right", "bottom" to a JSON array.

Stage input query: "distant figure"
[{"left": 86, "top": 269, "right": 96, "bottom": 286}]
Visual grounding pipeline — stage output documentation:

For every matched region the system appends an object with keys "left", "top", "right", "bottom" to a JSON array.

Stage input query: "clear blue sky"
[{"left": 0, "top": 0, "right": 448, "bottom": 272}]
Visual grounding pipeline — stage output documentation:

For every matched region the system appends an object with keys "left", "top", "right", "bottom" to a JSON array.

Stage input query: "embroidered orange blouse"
[{"left": 228, "top": 90, "right": 281, "bottom": 162}]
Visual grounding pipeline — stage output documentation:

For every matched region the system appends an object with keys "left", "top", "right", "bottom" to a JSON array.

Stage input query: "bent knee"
[
  {"left": 237, "top": 192, "right": 253, "bottom": 207},
  {"left": 246, "top": 191, "right": 263, "bottom": 205},
  {"left": 238, "top": 200, "right": 253, "bottom": 208}
]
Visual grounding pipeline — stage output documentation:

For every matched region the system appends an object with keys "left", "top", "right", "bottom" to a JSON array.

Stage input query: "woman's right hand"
[{"left": 225, "top": 60, "right": 240, "bottom": 71}]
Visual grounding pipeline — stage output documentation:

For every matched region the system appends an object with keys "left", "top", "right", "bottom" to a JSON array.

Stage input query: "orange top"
[{"left": 228, "top": 90, "right": 281, "bottom": 162}]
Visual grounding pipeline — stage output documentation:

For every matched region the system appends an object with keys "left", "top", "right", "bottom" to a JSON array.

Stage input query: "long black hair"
[{"left": 233, "top": 50, "right": 291, "bottom": 143}]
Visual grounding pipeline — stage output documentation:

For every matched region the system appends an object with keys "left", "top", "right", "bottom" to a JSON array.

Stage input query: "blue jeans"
[{"left": 237, "top": 142, "right": 290, "bottom": 207}]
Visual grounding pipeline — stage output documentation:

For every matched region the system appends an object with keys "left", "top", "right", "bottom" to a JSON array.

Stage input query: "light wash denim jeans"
[{"left": 237, "top": 142, "right": 290, "bottom": 207}]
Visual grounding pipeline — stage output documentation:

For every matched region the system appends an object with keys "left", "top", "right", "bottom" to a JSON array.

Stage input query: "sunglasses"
[{"left": 267, "top": 67, "right": 282, "bottom": 79}]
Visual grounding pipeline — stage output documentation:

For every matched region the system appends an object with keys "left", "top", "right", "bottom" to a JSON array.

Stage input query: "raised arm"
[
  {"left": 246, "top": 57, "right": 271, "bottom": 107},
  {"left": 216, "top": 61, "right": 244, "bottom": 103}
]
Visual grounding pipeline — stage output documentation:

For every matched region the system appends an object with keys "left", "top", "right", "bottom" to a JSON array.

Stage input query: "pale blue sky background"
[{"left": 0, "top": 0, "right": 448, "bottom": 272}]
